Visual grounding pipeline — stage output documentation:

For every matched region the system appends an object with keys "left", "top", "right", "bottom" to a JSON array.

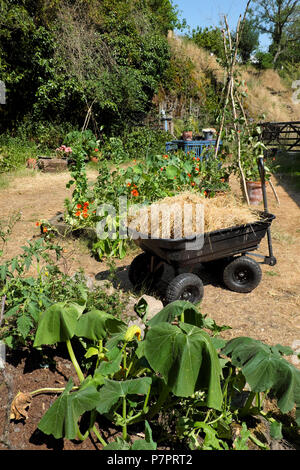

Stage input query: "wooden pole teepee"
[{"left": 214, "top": 0, "right": 252, "bottom": 206}]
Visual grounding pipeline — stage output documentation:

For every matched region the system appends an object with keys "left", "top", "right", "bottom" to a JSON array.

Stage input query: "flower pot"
[
  {"left": 182, "top": 131, "right": 193, "bottom": 141},
  {"left": 246, "top": 181, "right": 267, "bottom": 205},
  {"left": 26, "top": 158, "right": 37, "bottom": 169}
]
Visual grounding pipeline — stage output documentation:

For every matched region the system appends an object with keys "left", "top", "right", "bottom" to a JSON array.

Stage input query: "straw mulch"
[{"left": 128, "top": 192, "right": 260, "bottom": 239}]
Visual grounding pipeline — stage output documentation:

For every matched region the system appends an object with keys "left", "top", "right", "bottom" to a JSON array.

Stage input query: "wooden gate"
[{"left": 260, "top": 121, "right": 300, "bottom": 152}]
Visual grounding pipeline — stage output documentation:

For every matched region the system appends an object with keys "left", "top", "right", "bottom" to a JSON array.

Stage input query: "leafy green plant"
[{"left": 9, "top": 298, "right": 300, "bottom": 449}]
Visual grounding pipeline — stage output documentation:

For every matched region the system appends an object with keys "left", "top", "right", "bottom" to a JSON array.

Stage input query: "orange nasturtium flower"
[
  {"left": 131, "top": 189, "right": 139, "bottom": 197},
  {"left": 35, "top": 222, "right": 40, "bottom": 227},
  {"left": 43, "top": 227, "right": 48, "bottom": 233},
  {"left": 82, "top": 213, "right": 89, "bottom": 218},
  {"left": 127, "top": 182, "right": 131, "bottom": 187},
  {"left": 191, "top": 182, "right": 195, "bottom": 187},
  {"left": 75, "top": 211, "right": 81, "bottom": 217},
  {"left": 77, "top": 204, "right": 82, "bottom": 209}
]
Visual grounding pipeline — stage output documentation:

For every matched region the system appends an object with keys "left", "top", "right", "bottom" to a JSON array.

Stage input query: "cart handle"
[{"left": 257, "top": 157, "right": 276, "bottom": 266}]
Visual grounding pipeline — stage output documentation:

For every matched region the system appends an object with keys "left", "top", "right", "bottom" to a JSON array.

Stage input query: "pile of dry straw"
[{"left": 128, "top": 192, "right": 260, "bottom": 239}]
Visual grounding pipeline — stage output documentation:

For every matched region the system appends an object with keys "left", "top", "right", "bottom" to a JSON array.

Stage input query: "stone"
[
  {"left": 136, "top": 294, "right": 163, "bottom": 320},
  {"left": 37, "top": 158, "right": 68, "bottom": 173}
]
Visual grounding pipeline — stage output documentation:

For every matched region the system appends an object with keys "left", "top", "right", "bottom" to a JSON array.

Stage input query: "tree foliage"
[
  {"left": 0, "top": 0, "right": 178, "bottom": 133},
  {"left": 253, "top": 0, "right": 300, "bottom": 66}
]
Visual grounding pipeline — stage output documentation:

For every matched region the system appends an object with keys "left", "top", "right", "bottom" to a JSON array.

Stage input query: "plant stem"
[
  {"left": 95, "top": 340, "right": 103, "bottom": 369},
  {"left": 122, "top": 396, "right": 127, "bottom": 441},
  {"left": 66, "top": 339, "right": 85, "bottom": 383},
  {"left": 92, "top": 425, "right": 107, "bottom": 447},
  {"left": 240, "top": 391, "right": 256, "bottom": 416},
  {"left": 147, "top": 382, "right": 170, "bottom": 420},
  {"left": 30, "top": 386, "right": 78, "bottom": 397}
]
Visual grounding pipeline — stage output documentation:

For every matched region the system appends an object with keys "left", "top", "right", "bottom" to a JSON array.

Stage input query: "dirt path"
[{"left": 1, "top": 167, "right": 300, "bottom": 357}]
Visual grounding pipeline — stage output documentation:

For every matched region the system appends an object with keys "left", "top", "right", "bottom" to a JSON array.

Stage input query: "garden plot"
[{"left": 0, "top": 165, "right": 299, "bottom": 451}]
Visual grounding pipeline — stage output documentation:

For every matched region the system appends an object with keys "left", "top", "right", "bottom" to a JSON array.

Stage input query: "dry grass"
[
  {"left": 167, "top": 35, "right": 300, "bottom": 122},
  {"left": 129, "top": 191, "right": 260, "bottom": 239},
  {"left": 241, "top": 67, "right": 300, "bottom": 122}
]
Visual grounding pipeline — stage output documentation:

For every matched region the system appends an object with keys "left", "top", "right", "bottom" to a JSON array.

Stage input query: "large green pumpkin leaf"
[
  {"left": 33, "top": 302, "right": 81, "bottom": 347},
  {"left": 148, "top": 300, "right": 230, "bottom": 333},
  {"left": 38, "top": 379, "right": 100, "bottom": 440},
  {"left": 75, "top": 309, "right": 125, "bottom": 341},
  {"left": 147, "top": 301, "right": 201, "bottom": 327},
  {"left": 222, "top": 337, "right": 300, "bottom": 423},
  {"left": 144, "top": 322, "right": 222, "bottom": 409},
  {"left": 96, "top": 377, "right": 152, "bottom": 414}
]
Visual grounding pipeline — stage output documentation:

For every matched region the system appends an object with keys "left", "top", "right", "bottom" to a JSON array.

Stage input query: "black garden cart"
[{"left": 128, "top": 157, "right": 276, "bottom": 304}]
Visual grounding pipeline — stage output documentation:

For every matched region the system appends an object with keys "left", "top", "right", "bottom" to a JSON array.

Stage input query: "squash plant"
[{"left": 12, "top": 300, "right": 300, "bottom": 450}]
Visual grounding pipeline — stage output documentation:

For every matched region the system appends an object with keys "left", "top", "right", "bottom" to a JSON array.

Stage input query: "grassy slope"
[{"left": 167, "top": 35, "right": 300, "bottom": 123}]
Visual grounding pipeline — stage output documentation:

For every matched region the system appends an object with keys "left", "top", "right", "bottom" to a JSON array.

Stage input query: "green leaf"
[
  {"left": 131, "top": 421, "right": 157, "bottom": 450},
  {"left": 96, "top": 377, "right": 152, "bottom": 414},
  {"left": 103, "top": 437, "right": 131, "bottom": 450},
  {"left": 165, "top": 165, "right": 178, "bottom": 178},
  {"left": 4, "top": 304, "right": 21, "bottom": 318},
  {"left": 195, "top": 422, "right": 226, "bottom": 450},
  {"left": 84, "top": 347, "right": 99, "bottom": 359},
  {"left": 97, "top": 347, "right": 122, "bottom": 377},
  {"left": 144, "top": 322, "right": 222, "bottom": 409},
  {"left": 17, "top": 314, "right": 33, "bottom": 339},
  {"left": 38, "top": 379, "right": 100, "bottom": 440},
  {"left": 148, "top": 300, "right": 204, "bottom": 327},
  {"left": 233, "top": 422, "right": 250, "bottom": 450},
  {"left": 75, "top": 309, "right": 125, "bottom": 341},
  {"left": 33, "top": 302, "right": 80, "bottom": 347},
  {"left": 270, "top": 420, "right": 283, "bottom": 440},
  {"left": 222, "top": 337, "right": 300, "bottom": 422}
]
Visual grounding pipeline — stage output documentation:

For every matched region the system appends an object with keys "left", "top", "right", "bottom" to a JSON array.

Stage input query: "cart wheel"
[
  {"left": 128, "top": 253, "right": 164, "bottom": 290},
  {"left": 223, "top": 256, "right": 262, "bottom": 293},
  {"left": 165, "top": 273, "right": 204, "bottom": 305}
]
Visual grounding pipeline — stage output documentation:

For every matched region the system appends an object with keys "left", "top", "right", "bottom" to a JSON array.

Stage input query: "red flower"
[
  {"left": 187, "top": 173, "right": 191, "bottom": 178},
  {"left": 82, "top": 213, "right": 89, "bottom": 218},
  {"left": 75, "top": 211, "right": 81, "bottom": 217},
  {"left": 35, "top": 222, "right": 40, "bottom": 227},
  {"left": 77, "top": 204, "right": 82, "bottom": 209},
  {"left": 43, "top": 227, "right": 48, "bottom": 233},
  {"left": 191, "top": 182, "right": 195, "bottom": 186},
  {"left": 160, "top": 167, "right": 164, "bottom": 171},
  {"left": 127, "top": 183, "right": 131, "bottom": 187},
  {"left": 131, "top": 189, "right": 139, "bottom": 197},
  {"left": 94, "top": 148, "right": 99, "bottom": 152}
]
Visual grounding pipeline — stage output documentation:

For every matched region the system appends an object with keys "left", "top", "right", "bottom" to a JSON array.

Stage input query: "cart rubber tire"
[
  {"left": 128, "top": 253, "right": 164, "bottom": 290},
  {"left": 165, "top": 273, "right": 204, "bottom": 305},
  {"left": 223, "top": 256, "right": 262, "bottom": 293}
]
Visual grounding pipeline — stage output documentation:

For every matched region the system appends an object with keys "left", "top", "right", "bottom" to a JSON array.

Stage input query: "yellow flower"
[{"left": 124, "top": 325, "right": 142, "bottom": 342}]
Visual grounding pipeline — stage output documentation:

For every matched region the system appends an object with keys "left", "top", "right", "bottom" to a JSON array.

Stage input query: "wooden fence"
[{"left": 260, "top": 121, "right": 300, "bottom": 152}]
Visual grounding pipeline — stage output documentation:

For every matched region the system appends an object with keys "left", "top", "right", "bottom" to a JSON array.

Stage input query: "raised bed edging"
[{"left": 43, "top": 212, "right": 97, "bottom": 242}]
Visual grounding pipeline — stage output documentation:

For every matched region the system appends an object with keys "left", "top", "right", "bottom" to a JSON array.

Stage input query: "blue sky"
[{"left": 172, "top": 0, "right": 271, "bottom": 50}]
